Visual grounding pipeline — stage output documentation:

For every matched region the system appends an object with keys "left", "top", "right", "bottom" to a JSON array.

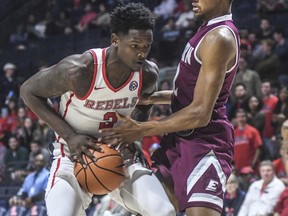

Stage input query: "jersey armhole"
[
  {"left": 194, "top": 25, "right": 239, "bottom": 73},
  {"left": 75, "top": 49, "right": 98, "bottom": 100}
]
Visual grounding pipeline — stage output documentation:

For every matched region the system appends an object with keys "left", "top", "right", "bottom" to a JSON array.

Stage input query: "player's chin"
[{"left": 131, "top": 64, "right": 142, "bottom": 71}]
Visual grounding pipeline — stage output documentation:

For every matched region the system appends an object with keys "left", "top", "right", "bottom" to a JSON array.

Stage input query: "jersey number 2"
[{"left": 99, "top": 112, "right": 117, "bottom": 129}]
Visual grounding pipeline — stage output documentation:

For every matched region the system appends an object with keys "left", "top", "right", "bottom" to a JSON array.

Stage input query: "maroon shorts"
[{"left": 152, "top": 118, "right": 234, "bottom": 212}]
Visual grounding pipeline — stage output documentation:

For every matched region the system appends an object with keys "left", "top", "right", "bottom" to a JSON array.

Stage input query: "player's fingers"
[
  {"left": 82, "top": 147, "right": 97, "bottom": 162},
  {"left": 107, "top": 138, "right": 123, "bottom": 148},
  {"left": 98, "top": 133, "right": 121, "bottom": 142},
  {"left": 77, "top": 154, "right": 86, "bottom": 167},
  {"left": 86, "top": 141, "right": 103, "bottom": 153}
]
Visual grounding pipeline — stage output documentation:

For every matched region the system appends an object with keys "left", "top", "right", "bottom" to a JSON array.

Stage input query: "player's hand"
[
  {"left": 66, "top": 133, "right": 103, "bottom": 166},
  {"left": 99, "top": 112, "right": 145, "bottom": 144}
]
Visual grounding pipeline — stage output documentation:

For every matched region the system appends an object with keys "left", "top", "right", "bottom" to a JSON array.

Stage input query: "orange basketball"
[{"left": 74, "top": 144, "right": 125, "bottom": 195}]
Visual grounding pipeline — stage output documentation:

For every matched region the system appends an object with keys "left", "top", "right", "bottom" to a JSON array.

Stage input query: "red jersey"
[
  {"left": 234, "top": 124, "right": 262, "bottom": 171},
  {"left": 261, "top": 95, "right": 279, "bottom": 138}
]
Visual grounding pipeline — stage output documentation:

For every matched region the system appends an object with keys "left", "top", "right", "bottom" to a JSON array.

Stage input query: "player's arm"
[
  {"left": 20, "top": 52, "right": 101, "bottom": 164},
  {"left": 138, "top": 90, "right": 173, "bottom": 105},
  {"left": 100, "top": 27, "right": 237, "bottom": 142},
  {"left": 141, "top": 27, "right": 236, "bottom": 135}
]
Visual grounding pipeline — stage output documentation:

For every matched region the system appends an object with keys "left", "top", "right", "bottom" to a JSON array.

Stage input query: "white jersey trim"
[{"left": 193, "top": 25, "right": 239, "bottom": 73}]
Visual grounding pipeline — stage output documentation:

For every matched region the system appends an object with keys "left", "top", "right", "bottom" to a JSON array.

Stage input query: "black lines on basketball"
[{"left": 74, "top": 144, "right": 125, "bottom": 195}]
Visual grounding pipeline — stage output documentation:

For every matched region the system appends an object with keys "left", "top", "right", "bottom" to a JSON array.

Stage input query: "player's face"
[
  {"left": 191, "top": 0, "right": 223, "bottom": 20},
  {"left": 117, "top": 29, "right": 153, "bottom": 71}
]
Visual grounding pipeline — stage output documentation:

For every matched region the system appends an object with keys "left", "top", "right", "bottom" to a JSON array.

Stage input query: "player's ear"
[{"left": 111, "top": 33, "right": 119, "bottom": 47}]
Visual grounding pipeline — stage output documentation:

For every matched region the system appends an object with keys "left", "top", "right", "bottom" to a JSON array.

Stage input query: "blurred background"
[{"left": 0, "top": 0, "right": 288, "bottom": 215}]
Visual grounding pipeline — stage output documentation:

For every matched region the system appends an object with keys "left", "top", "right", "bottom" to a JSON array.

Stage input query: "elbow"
[
  {"left": 188, "top": 108, "right": 211, "bottom": 128},
  {"left": 196, "top": 114, "right": 211, "bottom": 127},
  {"left": 20, "top": 82, "right": 31, "bottom": 102}
]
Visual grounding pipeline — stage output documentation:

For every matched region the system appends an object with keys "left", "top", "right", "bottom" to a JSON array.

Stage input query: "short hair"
[
  {"left": 260, "top": 160, "right": 274, "bottom": 170},
  {"left": 110, "top": 3, "right": 155, "bottom": 35},
  {"left": 234, "top": 82, "right": 247, "bottom": 90}
]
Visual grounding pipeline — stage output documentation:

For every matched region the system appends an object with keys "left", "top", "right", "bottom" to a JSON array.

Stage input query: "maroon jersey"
[
  {"left": 171, "top": 14, "right": 240, "bottom": 115},
  {"left": 152, "top": 14, "right": 240, "bottom": 213}
]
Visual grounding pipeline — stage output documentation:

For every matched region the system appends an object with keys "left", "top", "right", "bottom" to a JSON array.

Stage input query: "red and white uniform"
[
  {"left": 45, "top": 48, "right": 175, "bottom": 216},
  {"left": 52, "top": 48, "right": 142, "bottom": 157}
]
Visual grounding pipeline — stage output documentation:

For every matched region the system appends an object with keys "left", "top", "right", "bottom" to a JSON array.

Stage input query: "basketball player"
[
  {"left": 99, "top": 0, "right": 240, "bottom": 216},
  {"left": 20, "top": 3, "right": 175, "bottom": 216}
]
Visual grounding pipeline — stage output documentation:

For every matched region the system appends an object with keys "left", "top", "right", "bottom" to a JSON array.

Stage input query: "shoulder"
[
  {"left": 142, "top": 60, "right": 159, "bottom": 78},
  {"left": 141, "top": 60, "right": 159, "bottom": 94},
  {"left": 204, "top": 27, "right": 236, "bottom": 49},
  {"left": 59, "top": 52, "right": 93, "bottom": 79},
  {"left": 142, "top": 60, "right": 159, "bottom": 83}
]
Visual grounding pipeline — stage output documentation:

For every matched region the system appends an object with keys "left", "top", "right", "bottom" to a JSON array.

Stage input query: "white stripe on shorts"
[
  {"left": 188, "top": 193, "right": 223, "bottom": 208},
  {"left": 186, "top": 150, "right": 227, "bottom": 195}
]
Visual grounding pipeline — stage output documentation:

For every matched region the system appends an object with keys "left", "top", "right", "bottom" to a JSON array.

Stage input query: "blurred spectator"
[
  {"left": 273, "top": 86, "right": 288, "bottom": 135},
  {"left": 228, "top": 83, "right": 249, "bottom": 122},
  {"left": 255, "top": 39, "right": 279, "bottom": 82},
  {"left": 257, "top": 18, "right": 274, "bottom": 40},
  {"left": 245, "top": 95, "right": 266, "bottom": 136},
  {"left": 26, "top": 140, "right": 50, "bottom": 171},
  {"left": 3, "top": 136, "right": 29, "bottom": 184},
  {"left": 25, "top": 14, "right": 44, "bottom": 41},
  {"left": 238, "top": 160, "right": 285, "bottom": 216},
  {"left": 0, "top": 63, "right": 19, "bottom": 109},
  {"left": 233, "top": 57, "right": 262, "bottom": 99},
  {"left": 274, "top": 188, "right": 288, "bottom": 216},
  {"left": 75, "top": 3, "right": 97, "bottom": 32},
  {"left": 222, "top": 174, "right": 246, "bottom": 216},
  {"left": 43, "top": 11, "right": 61, "bottom": 36},
  {"left": 158, "top": 17, "right": 180, "bottom": 64},
  {"left": 0, "top": 99, "right": 17, "bottom": 145},
  {"left": 257, "top": 0, "right": 288, "bottom": 14},
  {"left": 273, "top": 28, "right": 288, "bottom": 87},
  {"left": 238, "top": 166, "right": 258, "bottom": 192},
  {"left": 153, "top": 0, "right": 177, "bottom": 20},
  {"left": 56, "top": 11, "right": 73, "bottom": 35},
  {"left": 91, "top": 3, "right": 110, "bottom": 30},
  {"left": 87, "top": 195, "right": 131, "bottom": 216},
  {"left": 175, "top": 3, "right": 195, "bottom": 30},
  {"left": 33, "top": 118, "right": 55, "bottom": 147},
  {"left": 8, "top": 154, "right": 49, "bottom": 216},
  {"left": 16, "top": 117, "right": 37, "bottom": 151},
  {"left": 234, "top": 109, "right": 262, "bottom": 172},
  {"left": 273, "top": 143, "right": 288, "bottom": 185},
  {"left": 9, "top": 23, "right": 28, "bottom": 45},
  {"left": 261, "top": 80, "right": 279, "bottom": 139},
  {"left": 9, "top": 106, "right": 27, "bottom": 136}
]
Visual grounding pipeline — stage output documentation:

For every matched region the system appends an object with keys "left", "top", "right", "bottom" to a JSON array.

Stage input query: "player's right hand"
[{"left": 66, "top": 133, "right": 103, "bottom": 166}]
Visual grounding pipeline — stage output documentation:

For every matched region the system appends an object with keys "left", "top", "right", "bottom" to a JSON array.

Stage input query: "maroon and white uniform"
[{"left": 153, "top": 14, "right": 240, "bottom": 213}]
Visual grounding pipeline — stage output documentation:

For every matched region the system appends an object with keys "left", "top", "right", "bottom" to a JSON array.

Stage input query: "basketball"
[{"left": 74, "top": 144, "right": 126, "bottom": 195}]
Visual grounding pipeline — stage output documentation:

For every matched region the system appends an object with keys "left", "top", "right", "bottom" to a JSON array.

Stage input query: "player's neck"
[
  {"left": 105, "top": 47, "right": 133, "bottom": 88},
  {"left": 202, "top": 7, "right": 231, "bottom": 24},
  {"left": 106, "top": 47, "right": 132, "bottom": 75}
]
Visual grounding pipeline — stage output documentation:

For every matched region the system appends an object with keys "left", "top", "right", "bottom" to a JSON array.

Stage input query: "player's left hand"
[{"left": 99, "top": 112, "right": 145, "bottom": 144}]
